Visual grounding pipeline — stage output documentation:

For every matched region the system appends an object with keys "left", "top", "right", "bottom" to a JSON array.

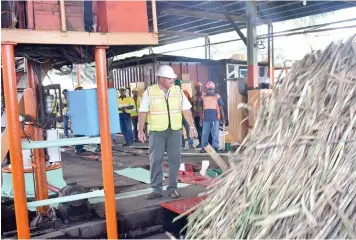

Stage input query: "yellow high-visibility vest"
[
  {"left": 130, "top": 97, "right": 141, "bottom": 117},
  {"left": 147, "top": 85, "right": 183, "bottom": 131},
  {"left": 118, "top": 96, "right": 134, "bottom": 114}
]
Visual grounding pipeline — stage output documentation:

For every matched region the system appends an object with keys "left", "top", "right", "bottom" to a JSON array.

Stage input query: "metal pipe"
[
  {"left": 271, "top": 24, "right": 275, "bottom": 84},
  {"left": 22, "top": 137, "right": 101, "bottom": 150},
  {"left": 26, "top": 0, "right": 34, "bottom": 29},
  {"left": 151, "top": 0, "right": 158, "bottom": 33},
  {"left": 36, "top": 63, "right": 46, "bottom": 123},
  {"left": 33, "top": 128, "right": 49, "bottom": 214},
  {"left": 27, "top": 190, "right": 104, "bottom": 209},
  {"left": 60, "top": 0, "right": 67, "bottom": 32},
  {"left": 267, "top": 24, "right": 275, "bottom": 85},
  {"left": 2, "top": 43, "right": 31, "bottom": 239},
  {"left": 47, "top": 184, "right": 60, "bottom": 193},
  {"left": 95, "top": 46, "right": 118, "bottom": 239},
  {"left": 27, "top": 62, "right": 49, "bottom": 214}
]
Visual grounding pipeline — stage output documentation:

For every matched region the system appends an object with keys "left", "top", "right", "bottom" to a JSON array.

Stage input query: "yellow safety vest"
[
  {"left": 130, "top": 97, "right": 141, "bottom": 117},
  {"left": 118, "top": 96, "right": 134, "bottom": 114},
  {"left": 147, "top": 85, "right": 183, "bottom": 131}
]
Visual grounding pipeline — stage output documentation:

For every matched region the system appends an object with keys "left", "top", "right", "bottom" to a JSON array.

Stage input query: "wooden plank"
[
  {"left": 227, "top": 81, "right": 248, "bottom": 144},
  {"left": 2, "top": 29, "right": 158, "bottom": 46}
]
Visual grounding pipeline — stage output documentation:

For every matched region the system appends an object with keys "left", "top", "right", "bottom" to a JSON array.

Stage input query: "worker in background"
[
  {"left": 137, "top": 65, "right": 196, "bottom": 200},
  {"left": 73, "top": 85, "right": 86, "bottom": 154},
  {"left": 118, "top": 87, "right": 134, "bottom": 146},
  {"left": 193, "top": 82, "right": 203, "bottom": 148},
  {"left": 130, "top": 87, "right": 141, "bottom": 142},
  {"left": 62, "top": 89, "right": 69, "bottom": 138},
  {"left": 174, "top": 79, "right": 195, "bottom": 149},
  {"left": 200, "top": 81, "right": 225, "bottom": 153}
]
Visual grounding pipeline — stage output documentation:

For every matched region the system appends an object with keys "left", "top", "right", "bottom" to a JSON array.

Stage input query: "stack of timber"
[{"left": 185, "top": 36, "right": 356, "bottom": 238}]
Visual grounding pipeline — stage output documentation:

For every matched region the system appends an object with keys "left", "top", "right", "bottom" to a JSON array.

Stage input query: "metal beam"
[
  {"left": 159, "top": 30, "right": 208, "bottom": 38},
  {"left": 220, "top": 3, "right": 247, "bottom": 46},
  {"left": 160, "top": 8, "right": 246, "bottom": 23},
  {"left": 1, "top": 29, "right": 158, "bottom": 46},
  {"left": 246, "top": 1, "right": 258, "bottom": 88},
  {"left": 267, "top": 24, "right": 274, "bottom": 85}
]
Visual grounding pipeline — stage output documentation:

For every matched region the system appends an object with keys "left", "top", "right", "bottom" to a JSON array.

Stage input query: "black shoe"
[
  {"left": 168, "top": 190, "right": 180, "bottom": 199},
  {"left": 189, "top": 144, "right": 195, "bottom": 149},
  {"left": 75, "top": 149, "right": 86, "bottom": 154},
  {"left": 200, "top": 149, "right": 206, "bottom": 153},
  {"left": 145, "top": 192, "right": 163, "bottom": 200},
  {"left": 196, "top": 144, "right": 202, "bottom": 148},
  {"left": 215, "top": 147, "right": 224, "bottom": 153}
]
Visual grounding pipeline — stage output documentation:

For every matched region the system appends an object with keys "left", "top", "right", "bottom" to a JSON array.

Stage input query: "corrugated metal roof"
[{"left": 148, "top": 1, "right": 354, "bottom": 46}]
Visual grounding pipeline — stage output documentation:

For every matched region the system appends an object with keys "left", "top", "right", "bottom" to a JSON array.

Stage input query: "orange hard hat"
[
  {"left": 195, "top": 82, "right": 202, "bottom": 87},
  {"left": 206, "top": 81, "right": 215, "bottom": 89}
]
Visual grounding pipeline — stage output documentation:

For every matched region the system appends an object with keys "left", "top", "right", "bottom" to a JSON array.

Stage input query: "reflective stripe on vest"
[
  {"left": 202, "top": 93, "right": 220, "bottom": 120},
  {"left": 147, "top": 85, "right": 183, "bottom": 131},
  {"left": 130, "top": 97, "right": 141, "bottom": 117},
  {"left": 118, "top": 96, "right": 133, "bottom": 114}
]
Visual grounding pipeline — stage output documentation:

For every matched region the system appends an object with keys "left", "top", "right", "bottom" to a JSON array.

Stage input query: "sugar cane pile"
[{"left": 185, "top": 36, "right": 356, "bottom": 239}]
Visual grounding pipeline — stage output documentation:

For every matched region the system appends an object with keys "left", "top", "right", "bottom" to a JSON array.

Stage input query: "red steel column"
[
  {"left": 95, "top": 46, "right": 118, "bottom": 239},
  {"left": 2, "top": 43, "right": 31, "bottom": 239},
  {"left": 246, "top": 0, "right": 258, "bottom": 88},
  {"left": 27, "top": 60, "right": 49, "bottom": 214}
]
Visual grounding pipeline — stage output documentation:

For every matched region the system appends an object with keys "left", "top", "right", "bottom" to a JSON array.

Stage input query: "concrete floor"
[
  {"left": 33, "top": 134, "right": 211, "bottom": 238},
  {"left": 1, "top": 133, "right": 216, "bottom": 238}
]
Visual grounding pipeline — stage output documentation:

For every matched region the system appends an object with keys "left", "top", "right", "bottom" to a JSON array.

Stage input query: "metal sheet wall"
[{"left": 112, "top": 61, "right": 212, "bottom": 90}]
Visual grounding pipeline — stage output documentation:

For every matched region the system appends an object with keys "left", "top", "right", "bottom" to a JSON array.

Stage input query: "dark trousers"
[
  {"left": 120, "top": 117, "right": 133, "bottom": 144},
  {"left": 132, "top": 117, "right": 138, "bottom": 140},
  {"left": 194, "top": 116, "right": 203, "bottom": 144}
]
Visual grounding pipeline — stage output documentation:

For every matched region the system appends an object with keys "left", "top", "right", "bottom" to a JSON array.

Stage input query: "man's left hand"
[{"left": 189, "top": 127, "right": 198, "bottom": 139}]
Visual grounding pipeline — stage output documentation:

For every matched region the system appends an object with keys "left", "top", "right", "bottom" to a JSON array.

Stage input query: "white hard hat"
[{"left": 156, "top": 65, "right": 177, "bottom": 79}]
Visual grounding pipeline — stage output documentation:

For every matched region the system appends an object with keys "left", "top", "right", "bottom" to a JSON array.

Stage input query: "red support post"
[
  {"left": 27, "top": 61, "right": 49, "bottom": 214},
  {"left": 2, "top": 43, "right": 31, "bottom": 239},
  {"left": 246, "top": 1, "right": 258, "bottom": 88},
  {"left": 95, "top": 46, "right": 118, "bottom": 239}
]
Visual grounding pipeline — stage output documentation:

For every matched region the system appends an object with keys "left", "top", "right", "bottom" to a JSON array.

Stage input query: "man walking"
[
  {"left": 118, "top": 87, "right": 134, "bottom": 146},
  {"left": 130, "top": 87, "right": 141, "bottom": 142},
  {"left": 200, "top": 81, "right": 225, "bottom": 153},
  {"left": 138, "top": 65, "right": 196, "bottom": 200}
]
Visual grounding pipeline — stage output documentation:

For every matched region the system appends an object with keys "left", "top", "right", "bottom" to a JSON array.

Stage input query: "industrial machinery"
[{"left": 1, "top": 0, "right": 158, "bottom": 238}]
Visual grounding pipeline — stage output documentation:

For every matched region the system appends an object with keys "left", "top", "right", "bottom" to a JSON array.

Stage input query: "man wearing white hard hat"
[{"left": 138, "top": 65, "right": 197, "bottom": 200}]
